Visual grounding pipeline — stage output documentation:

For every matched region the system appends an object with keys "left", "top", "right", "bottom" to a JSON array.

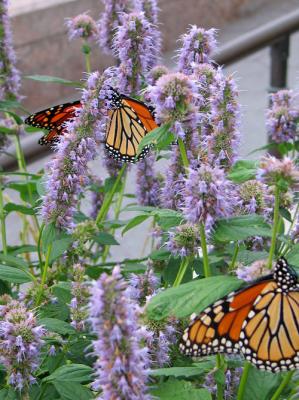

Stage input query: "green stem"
[
  {"left": 216, "top": 354, "right": 224, "bottom": 400},
  {"left": 173, "top": 257, "right": 190, "bottom": 287},
  {"left": 95, "top": 164, "right": 126, "bottom": 226},
  {"left": 270, "top": 371, "right": 294, "bottom": 400},
  {"left": 280, "top": 202, "right": 299, "bottom": 256},
  {"left": 102, "top": 173, "right": 127, "bottom": 262},
  {"left": 199, "top": 223, "right": 211, "bottom": 277},
  {"left": 178, "top": 138, "right": 189, "bottom": 168},
  {"left": 0, "top": 187, "right": 7, "bottom": 255},
  {"left": 237, "top": 362, "right": 251, "bottom": 400},
  {"left": 85, "top": 52, "right": 91, "bottom": 74},
  {"left": 268, "top": 186, "right": 280, "bottom": 269},
  {"left": 36, "top": 244, "right": 52, "bottom": 306},
  {"left": 37, "top": 223, "right": 45, "bottom": 270},
  {"left": 229, "top": 243, "right": 239, "bottom": 271}
]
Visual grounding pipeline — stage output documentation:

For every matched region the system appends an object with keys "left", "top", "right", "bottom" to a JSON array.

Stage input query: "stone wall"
[{"left": 11, "top": 0, "right": 272, "bottom": 110}]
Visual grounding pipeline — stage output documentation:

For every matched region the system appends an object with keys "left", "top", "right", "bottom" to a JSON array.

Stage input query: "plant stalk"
[
  {"left": 199, "top": 223, "right": 211, "bottom": 277},
  {"left": 229, "top": 243, "right": 239, "bottom": 270},
  {"left": 95, "top": 164, "right": 126, "bottom": 226},
  {"left": 268, "top": 186, "right": 280, "bottom": 269},
  {"left": 237, "top": 362, "right": 251, "bottom": 400},
  {"left": 36, "top": 243, "right": 52, "bottom": 306},
  {"left": 178, "top": 138, "right": 189, "bottom": 168},
  {"left": 0, "top": 186, "right": 7, "bottom": 255},
  {"left": 270, "top": 371, "right": 294, "bottom": 400},
  {"left": 173, "top": 257, "right": 190, "bottom": 287},
  {"left": 216, "top": 354, "right": 224, "bottom": 400}
]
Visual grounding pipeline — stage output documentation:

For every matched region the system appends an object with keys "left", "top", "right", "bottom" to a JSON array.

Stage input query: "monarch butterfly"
[
  {"left": 24, "top": 90, "right": 158, "bottom": 162},
  {"left": 25, "top": 101, "right": 82, "bottom": 145},
  {"left": 179, "top": 258, "right": 299, "bottom": 372}
]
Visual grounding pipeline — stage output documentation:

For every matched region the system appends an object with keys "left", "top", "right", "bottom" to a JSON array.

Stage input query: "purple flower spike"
[
  {"left": 0, "top": 300, "right": 45, "bottom": 391},
  {"left": 266, "top": 90, "right": 299, "bottom": 144},
  {"left": 98, "top": 0, "right": 137, "bottom": 54},
  {"left": 65, "top": 13, "right": 99, "bottom": 41},
  {"left": 70, "top": 264, "right": 89, "bottom": 331},
  {"left": 89, "top": 266, "right": 151, "bottom": 399},
  {"left": 166, "top": 223, "right": 201, "bottom": 257},
  {"left": 206, "top": 70, "right": 240, "bottom": 169},
  {"left": 178, "top": 25, "right": 217, "bottom": 75},
  {"left": 41, "top": 70, "right": 111, "bottom": 231},
  {"left": 182, "top": 164, "right": 236, "bottom": 235},
  {"left": 0, "top": 0, "right": 21, "bottom": 100},
  {"left": 136, "top": 153, "right": 161, "bottom": 206},
  {"left": 147, "top": 72, "right": 201, "bottom": 139},
  {"left": 127, "top": 268, "right": 159, "bottom": 305},
  {"left": 89, "top": 175, "right": 105, "bottom": 219},
  {"left": 113, "top": 11, "right": 160, "bottom": 94},
  {"left": 236, "top": 259, "right": 270, "bottom": 282}
]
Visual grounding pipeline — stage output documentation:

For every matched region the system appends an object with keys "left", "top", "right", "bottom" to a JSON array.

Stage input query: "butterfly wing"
[
  {"left": 179, "top": 279, "right": 272, "bottom": 357},
  {"left": 25, "top": 101, "right": 81, "bottom": 145},
  {"left": 239, "top": 281, "right": 299, "bottom": 372},
  {"left": 105, "top": 96, "right": 158, "bottom": 163}
]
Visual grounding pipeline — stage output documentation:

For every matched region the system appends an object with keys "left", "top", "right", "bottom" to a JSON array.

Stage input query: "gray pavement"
[{"left": 3, "top": 1, "right": 299, "bottom": 260}]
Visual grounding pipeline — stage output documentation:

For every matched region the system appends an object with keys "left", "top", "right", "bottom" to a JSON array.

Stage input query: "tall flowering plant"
[{"left": 0, "top": 0, "right": 299, "bottom": 399}]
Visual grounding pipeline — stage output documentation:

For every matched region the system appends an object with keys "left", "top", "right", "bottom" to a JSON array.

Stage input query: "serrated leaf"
[
  {"left": 213, "top": 214, "right": 272, "bottom": 243},
  {"left": 242, "top": 366, "right": 284, "bottom": 400},
  {"left": 39, "top": 318, "right": 76, "bottom": 335},
  {"left": 147, "top": 275, "right": 243, "bottom": 320},
  {"left": 0, "top": 265, "right": 33, "bottom": 283},
  {"left": 49, "top": 236, "right": 72, "bottom": 263},
  {"left": 24, "top": 75, "right": 82, "bottom": 87},
  {"left": 93, "top": 232, "right": 119, "bottom": 245},
  {"left": 228, "top": 160, "right": 258, "bottom": 183},
  {"left": 53, "top": 382, "right": 93, "bottom": 400},
  {"left": 0, "top": 253, "right": 29, "bottom": 269},
  {"left": 150, "top": 362, "right": 213, "bottom": 377},
  {"left": 137, "top": 123, "right": 171, "bottom": 155},
  {"left": 42, "top": 223, "right": 57, "bottom": 253},
  {"left": 150, "top": 378, "right": 212, "bottom": 400},
  {"left": 43, "top": 364, "right": 92, "bottom": 383},
  {"left": 4, "top": 203, "right": 35, "bottom": 215},
  {"left": 122, "top": 214, "right": 150, "bottom": 235}
]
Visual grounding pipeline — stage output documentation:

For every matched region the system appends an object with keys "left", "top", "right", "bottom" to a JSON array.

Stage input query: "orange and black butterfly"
[
  {"left": 24, "top": 90, "right": 158, "bottom": 163},
  {"left": 179, "top": 258, "right": 299, "bottom": 372},
  {"left": 25, "top": 101, "right": 82, "bottom": 145}
]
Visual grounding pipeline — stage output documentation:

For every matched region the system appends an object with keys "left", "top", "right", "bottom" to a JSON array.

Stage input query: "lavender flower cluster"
[
  {"left": 66, "top": 12, "right": 99, "bottom": 41},
  {"left": 266, "top": 89, "right": 299, "bottom": 144},
  {"left": 89, "top": 266, "right": 151, "bottom": 399},
  {"left": 70, "top": 263, "right": 89, "bottom": 331},
  {"left": 0, "top": 0, "right": 21, "bottom": 100},
  {"left": 0, "top": 299, "right": 45, "bottom": 391},
  {"left": 41, "top": 71, "right": 109, "bottom": 230}
]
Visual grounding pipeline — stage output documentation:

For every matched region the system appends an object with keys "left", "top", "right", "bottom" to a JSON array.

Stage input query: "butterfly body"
[
  {"left": 25, "top": 90, "right": 158, "bottom": 163},
  {"left": 180, "top": 258, "right": 299, "bottom": 372}
]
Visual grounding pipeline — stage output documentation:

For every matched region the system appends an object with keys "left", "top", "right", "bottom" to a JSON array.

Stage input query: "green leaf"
[
  {"left": 236, "top": 249, "right": 269, "bottom": 265},
  {"left": 147, "top": 275, "right": 243, "bottom": 320},
  {"left": 39, "top": 318, "right": 76, "bottom": 335},
  {"left": 52, "top": 282, "right": 72, "bottom": 303},
  {"left": 242, "top": 367, "right": 284, "bottom": 400},
  {"left": 93, "top": 232, "right": 119, "bottom": 245},
  {"left": 8, "top": 244, "right": 37, "bottom": 256},
  {"left": 228, "top": 160, "right": 258, "bottom": 183},
  {"left": 0, "top": 265, "right": 33, "bottom": 283},
  {"left": 122, "top": 214, "right": 150, "bottom": 235},
  {"left": 49, "top": 236, "right": 72, "bottom": 263},
  {"left": 213, "top": 214, "right": 272, "bottom": 243},
  {"left": 44, "top": 364, "right": 92, "bottom": 383},
  {"left": 42, "top": 223, "right": 57, "bottom": 253},
  {"left": 24, "top": 75, "right": 82, "bottom": 87},
  {"left": 150, "top": 362, "right": 213, "bottom": 378},
  {"left": 0, "top": 388, "right": 17, "bottom": 400},
  {"left": 150, "top": 378, "right": 212, "bottom": 400},
  {"left": 0, "top": 253, "right": 29, "bottom": 269},
  {"left": 4, "top": 203, "right": 35, "bottom": 215},
  {"left": 287, "top": 244, "right": 299, "bottom": 268},
  {"left": 150, "top": 248, "right": 171, "bottom": 260},
  {"left": 137, "top": 123, "right": 171, "bottom": 156},
  {"left": 53, "top": 382, "right": 93, "bottom": 400}
]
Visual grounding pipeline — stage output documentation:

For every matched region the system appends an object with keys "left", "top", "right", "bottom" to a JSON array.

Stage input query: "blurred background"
[{"left": 3, "top": 0, "right": 299, "bottom": 256}]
